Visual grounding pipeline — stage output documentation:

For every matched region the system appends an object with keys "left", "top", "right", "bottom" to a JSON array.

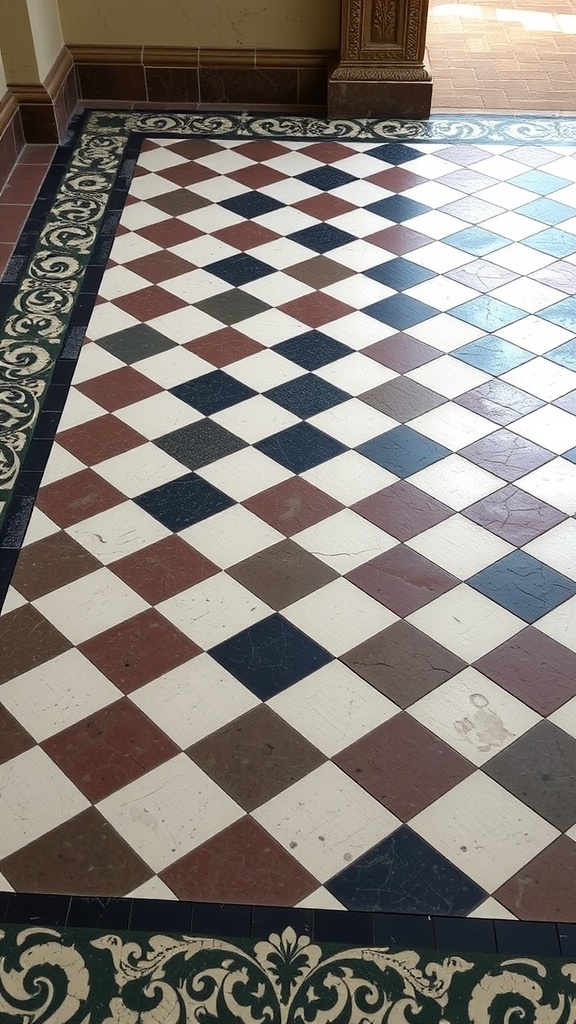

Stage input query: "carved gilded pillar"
[{"left": 328, "top": 0, "right": 432, "bottom": 118}]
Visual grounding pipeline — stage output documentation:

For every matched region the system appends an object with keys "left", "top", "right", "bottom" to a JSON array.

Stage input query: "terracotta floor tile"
[
  {"left": 11, "top": 531, "right": 101, "bottom": 600},
  {"left": 0, "top": 605, "right": 71, "bottom": 685},
  {"left": 474, "top": 627, "right": 576, "bottom": 716}
]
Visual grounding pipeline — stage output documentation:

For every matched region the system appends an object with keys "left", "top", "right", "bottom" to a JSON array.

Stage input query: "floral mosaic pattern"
[{"left": 0, "top": 925, "right": 574, "bottom": 1024}]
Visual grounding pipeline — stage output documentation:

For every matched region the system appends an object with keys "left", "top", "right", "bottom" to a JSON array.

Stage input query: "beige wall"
[
  {"left": 57, "top": 0, "right": 340, "bottom": 49},
  {"left": 0, "top": 50, "right": 7, "bottom": 98},
  {"left": 26, "top": 0, "right": 64, "bottom": 79}
]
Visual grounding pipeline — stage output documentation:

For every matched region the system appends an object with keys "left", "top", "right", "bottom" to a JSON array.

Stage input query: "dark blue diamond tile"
[
  {"left": 564, "top": 447, "right": 576, "bottom": 464},
  {"left": 296, "top": 167, "right": 355, "bottom": 191},
  {"left": 255, "top": 422, "right": 346, "bottom": 473},
  {"left": 220, "top": 192, "right": 282, "bottom": 219},
  {"left": 170, "top": 370, "right": 256, "bottom": 414},
  {"left": 451, "top": 296, "right": 525, "bottom": 332},
  {"left": 366, "top": 195, "right": 430, "bottom": 223},
  {"left": 210, "top": 614, "right": 333, "bottom": 699},
  {"left": 357, "top": 425, "right": 450, "bottom": 477},
  {"left": 445, "top": 227, "right": 509, "bottom": 257},
  {"left": 546, "top": 339, "right": 576, "bottom": 371},
  {"left": 288, "top": 224, "right": 356, "bottom": 254},
  {"left": 205, "top": 253, "right": 274, "bottom": 286},
  {"left": 509, "top": 170, "right": 571, "bottom": 195},
  {"left": 364, "top": 294, "right": 438, "bottom": 330},
  {"left": 523, "top": 229, "right": 576, "bottom": 258},
  {"left": 516, "top": 198, "right": 576, "bottom": 226},
  {"left": 454, "top": 336, "right": 533, "bottom": 375},
  {"left": 468, "top": 550, "right": 576, "bottom": 623},
  {"left": 134, "top": 474, "right": 234, "bottom": 532},
  {"left": 273, "top": 330, "right": 352, "bottom": 370},
  {"left": 266, "top": 374, "right": 348, "bottom": 418},
  {"left": 364, "top": 258, "right": 436, "bottom": 291},
  {"left": 539, "top": 297, "right": 576, "bottom": 331},
  {"left": 368, "top": 144, "right": 424, "bottom": 165},
  {"left": 326, "top": 826, "right": 486, "bottom": 915}
]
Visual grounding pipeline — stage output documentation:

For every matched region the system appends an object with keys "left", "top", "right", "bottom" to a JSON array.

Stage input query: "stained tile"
[
  {"left": 366, "top": 224, "right": 430, "bottom": 255},
  {"left": 43, "top": 699, "right": 179, "bottom": 802},
  {"left": 346, "top": 546, "right": 458, "bottom": 617},
  {"left": 485, "top": 721, "right": 576, "bottom": 831},
  {"left": 187, "top": 704, "right": 325, "bottom": 811},
  {"left": 326, "top": 826, "right": 486, "bottom": 915},
  {"left": 35, "top": 469, "right": 124, "bottom": 528},
  {"left": 79, "top": 609, "right": 200, "bottom": 693},
  {"left": 161, "top": 816, "right": 316, "bottom": 905},
  {"left": 283, "top": 257, "right": 354, "bottom": 290},
  {"left": 460, "top": 428, "right": 554, "bottom": 482},
  {"left": 0, "top": 807, "right": 152, "bottom": 896},
  {"left": 341, "top": 620, "right": 466, "bottom": 708},
  {"left": 228, "top": 539, "right": 337, "bottom": 609},
  {"left": 352, "top": 480, "right": 453, "bottom": 541},
  {"left": 475, "top": 627, "right": 576, "bottom": 716},
  {"left": 464, "top": 484, "right": 565, "bottom": 546},
  {"left": 244, "top": 476, "right": 342, "bottom": 536},
  {"left": 10, "top": 532, "right": 100, "bottom": 600},
  {"left": 495, "top": 836, "right": 576, "bottom": 922},
  {"left": 0, "top": 605, "right": 71, "bottom": 686},
  {"left": 110, "top": 535, "right": 218, "bottom": 605}
]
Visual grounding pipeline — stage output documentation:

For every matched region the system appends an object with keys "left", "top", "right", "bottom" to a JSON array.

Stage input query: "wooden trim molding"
[
  {"left": 0, "top": 90, "right": 19, "bottom": 133},
  {"left": 69, "top": 45, "right": 335, "bottom": 70}
]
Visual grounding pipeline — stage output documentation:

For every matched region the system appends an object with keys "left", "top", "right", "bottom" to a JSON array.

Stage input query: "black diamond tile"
[
  {"left": 95, "top": 325, "right": 176, "bottom": 364},
  {"left": 170, "top": 371, "right": 256, "bottom": 414},
  {"left": 273, "top": 330, "right": 352, "bottom": 370},
  {"left": 205, "top": 253, "right": 275, "bottom": 286},
  {"left": 266, "top": 374, "right": 349, "bottom": 418},
  {"left": 288, "top": 224, "right": 356, "bottom": 254},
  {"left": 135, "top": 474, "right": 234, "bottom": 531},
  {"left": 364, "top": 258, "right": 436, "bottom": 291},
  {"left": 366, "top": 195, "right": 430, "bottom": 222},
  {"left": 220, "top": 192, "right": 283, "bottom": 219},
  {"left": 256, "top": 422, "right": 346, "bottom": 473},
  {"left": 195, "top": 290, "right": 270, "bottom": 324},
  {"left": 297, "top": 167, "right": 355, "bottom": 191},
  {"left": 155, "top": 419, "right": 246, "bottom": 470}
]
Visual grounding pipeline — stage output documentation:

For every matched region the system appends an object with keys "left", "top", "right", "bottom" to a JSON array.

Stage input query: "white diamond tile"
[
  {"left": 315, "top": 353, "right": 397, "bottom": 395},
  {"left": 524, "top": 520, "right": 576, "bottom": 580},
  {"left": 405, "top": 277, "right": 479, "bottom": 311},
  {"left": 157, "top": 572, "right": 270, "bottom": 649},
  {"left": 407, "top": 514, "right": 513, "bottom": 579},
  {"left": 410, "top": 403, "right": 497, "bottom": 450},
  {"left": 67, "top": 501, "right": 170, "bottom": 564},
  {"left": 407, "top": 355, "right": 490, "bottom": 396},
  {"left": 283, "top": 577, "right": 397, "bottom": 657},
  {"left": 40, "top": 443, "right": 86, "bottom": 486},
  {"left": 537, "top": 595, "right": 576, "bottom": 654},
  {"left": 409, "top": 454, "right": 502, "bottom": 511},
  {"left": 517, "top": 458, "right": 576, "bottom": 514},
  {"left": 33, "top": 568, "right": 148, "bottom": 645},
  {"left": 302, "top": 452, "right": 397, "bottom": 505},
  {"left": 115, "top": 392, "right": 203, "bottom": 439},
  {"left": 293, "top": 508, "right": 397, "bottom": 571},
  {"left": 94, "top": 443, "right": 186, "bottom": 497},
  {"left": 309, "top": 399, "right": 398, "bottom": 447},
  {"left": 136, "top": 347, "right": 215, "bottom": 388},
  {"left": 512, "top": 405, "right": 576, "bottom": 453},
  {"left": 322, "top": 312, "right": 397, "bottom": 350},
  {"left": 197, "top": 447, "right": 291, "bottom": 501},
  {"left": 498, "top": 314, "right": 574, "bottom": 355},
  {"left": 490, "top": 279, "right": 566, "bottom": 314},
  {"left": 501, "top": 358, "right": 576, "bottom": 402},
  {"left": 408, "top": 241, "right": 475, "bottom": 273},
  {"left": 408, "top": 314, "right": 485, "bottom": 353},
  {"left": 408, "top": 583, "right": 524, "bottom": 661},
  {"left": 212, "top": 395, "right": 299, "bottom": 443},
  {"left": 180, "top": 505, "right": 283, "bottom": 569},
  {"left": 226, "top": 349, "right": 305, "bottom": 390}
]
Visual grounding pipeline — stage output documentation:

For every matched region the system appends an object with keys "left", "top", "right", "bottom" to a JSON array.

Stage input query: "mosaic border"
[
  {"left": 0, "top": 917, "right": 575, "bottom": 1024},
  {"left": 3, "top": 109, "right": 576, "bottom": 549}
]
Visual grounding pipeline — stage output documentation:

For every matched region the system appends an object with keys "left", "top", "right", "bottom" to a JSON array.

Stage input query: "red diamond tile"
[
  {"left": 122, "top": 250, "right": 194, "bottom": 283},
  {"left": 346, "top": 546, "right": 458, "bottom": 617},
  {"left": 76, "top": 367, "right": 162, "bottom": 412},
  {"left": 460, "top": 428, "right": 554, "bottom": 482},
  {"left": 161, "top": 815, "right": 317, "bottom": 904},
  {"left": 185, "top": 326, "right": 264, "bottom": 366},
  {"left": 300, "top": 142, "right": 357, "bottom": 163},
  {"left": 280, "top": 292, "right": 353, "bottom": 327},
  {"left": 353, "top": 481, "right": 453, "bottom": 541},
  {"left": 214, "top": 222, "right": 280, "bottom": 252},
  {"left": 366, "top": 168, "right": 427, "bottom": 192},
  {"left": 474, "top": 627, "right": 576, "bottom": 716},
  {"left": 58, "top": 414, "right": 145, "bottom": 466},
  {"left": 335, "top": 714, "right": 474, "bottom": 819},
  {"left": 136, "top": 220, "right": 202, "bottom": 248},
  {"left": 234, "top": 140, "right": 292, "bottom": 161},
  {"left": 111, "top": 535, "right": 219, "bottom": 604},
  {"left": 464, "top": 484, "right": 565, "bottom": 546},
  {"left": 455, "top": 380, "right": 544, "bottom": 426},
  {"left": 0, "top": 706, "right": 35, "bottom": 766},
  {"left": 244, "top": 476, "right": 343, "bottom": 536},
  {"left": 365, "top": 225, "right": 431, "bottom": 254},
  {"left": 43, "top": 698, "right": 179, "bottom": 802},
  {"left": 295, "top": 194, "right": 355, "bottom": 222},
  {"left": 79, "top": 609, "right": 201, "bottom": 694},
  {"left": 113, "top": 284, "right": 187, "bottom": 320},
  {"left": 11, "top": 531, "right": 100, "bottom": 600},
  {"left": 160, "top": 162, "right": 219, "bottom": 187},
  {"left": 228, "top": 164, "right": 285, "bottom": 189},
  {"left": 36, "top": 469, "right": 124, "bottom": 528},
  {"left": 495, "top": 836, "right": 576, "bottom": 922}
]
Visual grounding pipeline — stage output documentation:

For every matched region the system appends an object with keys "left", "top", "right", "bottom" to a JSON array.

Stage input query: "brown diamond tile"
[
  {"left": 77, "top": 367, "right": 161, "bottom": 411},
  {"left": 136, "top": 219, "right": 201, "bottom": 248},
  {"left": 228, "top": 164, "right": 285, "bottom": 189},
  {"left": 495, "top": 836, "right": 576, "bottom": 922},
  {"left": 285, "top": 256, "right": 354, "bottom": 289},
  {"left": 234, "top": 140, "right": 291, "bottom": 161},
  {"left": 529, "top": 261, "right": 576, "bottom": 295},
  {"left": 161, "top": 815, "right": 317, "bottom": 904},
  {"left": 295, "top": 194, "right": 354, "bottom": 222},
  {"left": 464, "top": 484, "right": 565, "bottom": 546},
  {"left": 365, "top": 225, "right": 431, "bottom": 254},
  {"left": 366, "top": 167, "right": 427, "bottom": 191},
  {"left": 353, "top": 480, "right": 453, "bottom": 541},
  {"left": 0, "top": 605, "right": 71, "bottom": 685},
  {"left": 361, "top": 377, "right": 445, "bottom": 421},
  {"left": 280, "top": 293, "right": 353, "bottom": 328},
  {"left": 447, "top": 259, "right": 519, "bottom": 293},
  {"left": 188, "top": 704, "right": 325, "bottom": 811},
  {"left": 111, "top": 535, "right": 219, "bottom": 604},
  {"left": 341, "top": 620, "right": 466, "bottom": 707},
  {"left": 364, "top": 333, "right": 441, "bottom": 373},
  {"left": 244, "top": 476, "right": 342, "bottom": 536},
  {"left": 123, "top": 250, "right": 194, "bottom": 283},
  {"left": 43, "top": 698, "right": 179, "bottom": 802},
  {"left": 484, "top": 720, "right": 576, "bottom": 832},
  {"left": 0, "top": 706, "right": 35, "bottom": 765},
  {"left": 58, "top": 414, "right": 145, "bottom": 466},
  {"left": 35, "top": 469, "right": 125, "bottom": 528},
  {"left": 455, "top": 380, "right": 544, "bottom": 426},
  {"left": 79, "top": 609, "right": 201, "bottom": 694},
  {"left": 346, "top": 546, "right": 458, "bottom": 617},
  {"left": 474, "top": 626, "right": 576, "bottom": 716},
  {"left": 214, "top": 222, "right": 280, "bottom": 252},
  {"left": 300, "top": 141, "right": 357, "bottom": 164},
  {"left": 0, "top": 807, "right": 152, "bottom": 895},
  {"left": 228, "top": 539, "right": 338, "bottom": 610},
  {"left": 160, "top": 162, "right": 219, "bottom": 188},
  {"left": 185, "top": 326, "right": 263, "bottom": 366},
  {"left": 149, "top": 189, "right": 211, "bottom": 216},
  {"left": 461, "top": 428, "right": 554, "bottom": 482},
  {"left": 554, "top": 389, "right": 576, "bottom": 415},
  {"left": 114, "top": 285, "right": 187, "bottom": 320},
  {"left": 11, "top": 531, "right": 101, "bottom": 600},
  {"left": 335, "top": 714, "right": 473, "bottom": 819}
]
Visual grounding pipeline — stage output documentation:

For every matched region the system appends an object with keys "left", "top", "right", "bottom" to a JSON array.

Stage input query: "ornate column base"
[{"left": 327, "top": 61, "right": 432, "bottom": 119}]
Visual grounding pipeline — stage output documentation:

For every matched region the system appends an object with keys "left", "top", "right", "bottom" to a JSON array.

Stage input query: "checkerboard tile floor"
[{"left": 3, "top": 135, "right": 576, "bottom": 921}]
